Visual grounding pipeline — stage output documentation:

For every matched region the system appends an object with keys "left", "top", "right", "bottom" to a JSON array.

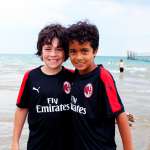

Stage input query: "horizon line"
[{"left": 0, "top": 52, "right": 126, "bottom": 57}]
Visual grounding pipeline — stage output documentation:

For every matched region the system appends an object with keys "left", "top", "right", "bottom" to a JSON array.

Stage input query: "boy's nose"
[
  {"left": 76, "top": 53, "right": 83, "bottom": 60},
  {"left": 50, "top": 49, "right": 57, "bottom": 56}
]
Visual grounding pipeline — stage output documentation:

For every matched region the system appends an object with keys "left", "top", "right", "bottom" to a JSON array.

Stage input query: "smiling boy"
[
  {"left": 11, "top": 24, "right": 72, "bottom": 150},
  {"left": 67, "top": 21, "right": 133, "bottom": 150}
]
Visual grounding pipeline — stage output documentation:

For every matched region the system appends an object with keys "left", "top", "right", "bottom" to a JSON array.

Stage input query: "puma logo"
[{"left": 32, "top": 86, "right": 40, "bottom": 93}]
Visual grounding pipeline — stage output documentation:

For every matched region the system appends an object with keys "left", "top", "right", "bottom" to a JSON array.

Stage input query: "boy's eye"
[
  {"left": 81, "top": 48, "right": 89, "bottom": 54},
  {"left": 43, "top": 47, "right": 63, "bottom": 53},
  {"left": 44, "top": 48, "right": 52, "bottom": 51},
  {"left": 56, "top": 48, "right": 63, "bottom": 51},
  {"left": 69, "top": 49, "right": 76, "bottom": 54}
]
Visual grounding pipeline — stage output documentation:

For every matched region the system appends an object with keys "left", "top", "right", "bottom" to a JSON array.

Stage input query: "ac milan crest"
[
  {"left": 63, "top": 81, "right": 71, "bottom": 94},
  {"left": 84, "top": 83, "right": 93, "bottom": 98}
]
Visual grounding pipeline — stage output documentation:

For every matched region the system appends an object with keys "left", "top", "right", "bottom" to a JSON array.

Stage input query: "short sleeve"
[
  {"left": 99, "top": 67, "right": 125, "bottom": 117},
  {"left": 16, "top": 71, "right": 31, "bottom": 108}
]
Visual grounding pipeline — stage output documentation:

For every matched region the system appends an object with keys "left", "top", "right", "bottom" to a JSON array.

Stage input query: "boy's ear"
[
  {"left": 94, "top": 49, "right": 98, "bottom": 56},
  {"left": 40, "top": 53, "right": 43, "bottom": 61}
]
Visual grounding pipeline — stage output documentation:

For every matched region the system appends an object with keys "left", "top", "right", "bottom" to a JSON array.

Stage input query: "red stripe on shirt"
[
  {"left": 100, "top": 67, "right": 121, "bottom": 112},
  {"left": 16, "top": 71, "right": 30, "bottom": 105},
  {"left": 64, "top": 67, "right": 75, "bottom": 73}
]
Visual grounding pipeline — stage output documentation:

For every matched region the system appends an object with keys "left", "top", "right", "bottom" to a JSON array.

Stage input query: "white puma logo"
[{"left": 32, "top": 86, "right": 40, "bottom": 93}]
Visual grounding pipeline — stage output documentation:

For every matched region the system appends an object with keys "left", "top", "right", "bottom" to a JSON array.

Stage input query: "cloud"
[
  {"left": 0, "top": 0, "right": 70, "bottom": 27},
  {"left": 0, "top": 0, "right": 150, "bottom": 55}
]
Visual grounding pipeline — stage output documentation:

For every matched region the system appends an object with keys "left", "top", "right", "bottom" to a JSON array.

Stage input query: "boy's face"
[
  {"left": 69, "top": 40, "right": 97, "bottom": 74},
  {"left": 41, "top": 38, "right": 65, "bottom": 71}
]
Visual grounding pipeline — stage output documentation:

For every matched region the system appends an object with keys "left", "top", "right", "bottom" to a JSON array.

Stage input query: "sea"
[{"left": 0, "top": 54, "right": 150, "bottom": 150}]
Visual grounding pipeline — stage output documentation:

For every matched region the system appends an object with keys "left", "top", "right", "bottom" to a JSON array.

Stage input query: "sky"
[{"left": 0, "top": 0, "right": 150, "bottom": 56}]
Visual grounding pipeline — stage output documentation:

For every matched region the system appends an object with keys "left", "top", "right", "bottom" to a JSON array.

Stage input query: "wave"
[{"left": 126, "top": 67, "right": 147, "bottom": 72}]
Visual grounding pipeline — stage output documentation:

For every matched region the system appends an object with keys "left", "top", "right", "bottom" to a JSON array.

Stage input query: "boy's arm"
[
  {"left": 11, "top": 108, "right": 28, "bottom": 150},
  {"left": 100, "top": 67, "right": 134, "bottom": 149},
  {"left": 116, "top": 112, "right": 134, "bottom": 150}
]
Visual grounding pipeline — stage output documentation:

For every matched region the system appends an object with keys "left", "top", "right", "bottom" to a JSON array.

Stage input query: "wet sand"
[{"left": 0, "top": 70, "right": 150, "bottom": 150}]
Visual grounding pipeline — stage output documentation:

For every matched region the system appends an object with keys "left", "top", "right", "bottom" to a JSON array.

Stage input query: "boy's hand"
[{"left": 126, "top": 112, "right": 135, "bottom": 127}]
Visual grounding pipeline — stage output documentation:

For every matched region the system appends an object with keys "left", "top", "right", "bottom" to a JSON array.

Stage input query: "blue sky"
[{"left": 0, "top": 0, "right": 150, "bottom": 56}]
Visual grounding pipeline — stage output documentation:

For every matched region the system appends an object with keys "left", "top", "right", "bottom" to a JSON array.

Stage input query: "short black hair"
[
  {"left": 67, "top": 21, "right": 99, "bottom": 51},
  {"left": 36, "top": 24, "right": 68, "bottom": 61}
]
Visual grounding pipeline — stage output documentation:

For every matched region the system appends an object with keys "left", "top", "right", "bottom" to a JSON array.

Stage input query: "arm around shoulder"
[
  {"left": 116, "top": 112, "right": 134, "bottom": 150},
  {"left": 11, "top": 107, "right": 28, "bottom": 150}
]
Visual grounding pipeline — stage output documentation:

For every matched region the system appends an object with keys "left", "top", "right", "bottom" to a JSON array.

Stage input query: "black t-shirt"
[
  {"left": 16, "top": 66, "right": 73, "bottom": 150},
  {"left": 70, "top": 65, "right": 124, "bottom": 150}
]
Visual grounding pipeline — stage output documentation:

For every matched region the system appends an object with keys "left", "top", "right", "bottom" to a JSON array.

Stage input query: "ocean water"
[{"left": 0, "top": 54, "right": 150, "bottom": 150}]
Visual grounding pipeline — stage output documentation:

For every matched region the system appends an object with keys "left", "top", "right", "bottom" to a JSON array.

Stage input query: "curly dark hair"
[
  {"left": 67, "top": 21, "right": 99, "bottom": 51},
  {"left": 36, "top": 24, "right": 68, "bottom": 61}
]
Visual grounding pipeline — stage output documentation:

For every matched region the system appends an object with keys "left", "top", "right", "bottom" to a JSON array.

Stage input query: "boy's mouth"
[
  {"left": 74, "top": 63, "right": 85, "bottom": 68},
  {"left": 48, "top": 59, "right": 59, "bottom": 62}
]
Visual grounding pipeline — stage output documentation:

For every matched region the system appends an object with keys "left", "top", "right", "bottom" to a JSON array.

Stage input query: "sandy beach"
[{"left": 0, "top": 55, "right": 150, "bottom": 150}]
